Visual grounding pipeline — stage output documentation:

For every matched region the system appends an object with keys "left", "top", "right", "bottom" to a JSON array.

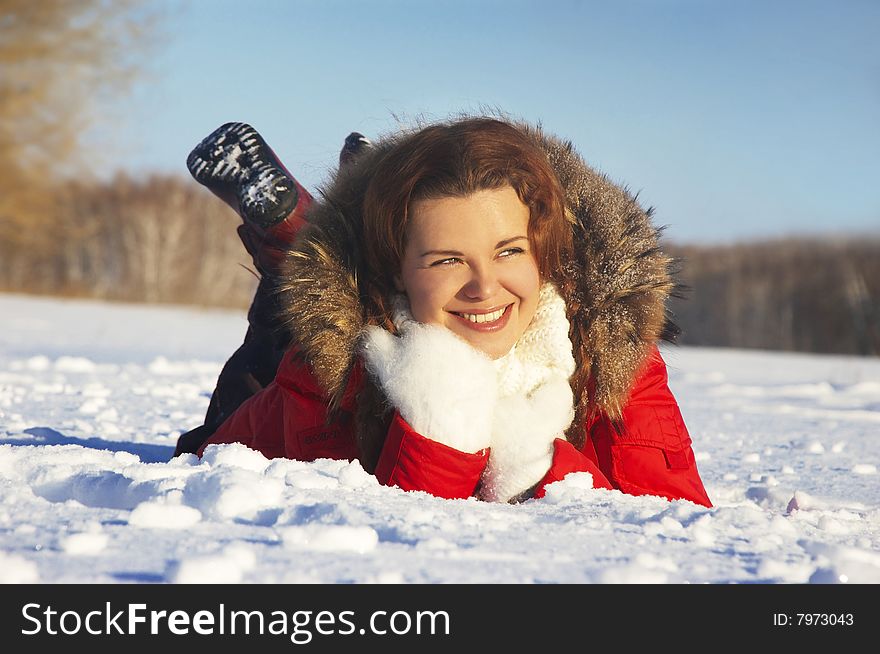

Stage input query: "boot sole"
[{"left": 187, "top": 122, "right": 299, "bottom": 228}]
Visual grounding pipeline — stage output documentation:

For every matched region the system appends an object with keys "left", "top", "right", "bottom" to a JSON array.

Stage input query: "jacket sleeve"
[
  {"left": 532, "top": 439, "right": 615, "bottom": 498},
  {"left": 373, "top": 411, "right": 490, "bottom": 500},
  {"left": 197, "top": 347, "right": 486, "bottom": 497},
  {"left": 197, "top": 380, "right": 288, "bottom": 459},
  {"left": 588, "top": 345, "right": 713, "bottom": 507}
]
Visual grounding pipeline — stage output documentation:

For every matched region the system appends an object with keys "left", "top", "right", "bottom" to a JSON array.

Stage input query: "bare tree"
[{"left": 0, "top": 0, "right": 156, "bottom": 251}]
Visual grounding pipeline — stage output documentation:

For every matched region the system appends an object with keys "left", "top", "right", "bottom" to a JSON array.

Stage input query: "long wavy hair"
[{"left": 359, "top": 117, "right": 574, "bottom": 334}]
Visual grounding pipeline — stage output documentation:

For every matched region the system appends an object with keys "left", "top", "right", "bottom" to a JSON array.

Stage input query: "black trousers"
[{"left": 173, "top": 276, "right": 287, "bottom": 457}]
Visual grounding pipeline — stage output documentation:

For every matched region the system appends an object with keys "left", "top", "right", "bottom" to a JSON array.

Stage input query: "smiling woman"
[
  {"left": 175, "top": 116, "right": 712, "bottom": 508},
  {"left": 358, "top": 119, "right": 569, "bottom": 359},
  {"left": 398, "top": 189, "right": 540, "bottom": 359}
]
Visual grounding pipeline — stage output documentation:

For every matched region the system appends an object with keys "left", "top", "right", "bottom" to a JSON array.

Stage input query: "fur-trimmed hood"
[{"left": 274, "top": 117, "right": 677, "bottom": 456}]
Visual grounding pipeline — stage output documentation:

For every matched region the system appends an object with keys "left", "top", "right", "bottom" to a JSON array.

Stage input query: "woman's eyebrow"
[
  {"left": 420, "top": 248, "right": 464, "bottom": 257},
  {"left": 419, "top": 236, "right": 528, "bottom": 258},
  {"left": 495, "top": 235, "right": 528, "bottom": 248}
]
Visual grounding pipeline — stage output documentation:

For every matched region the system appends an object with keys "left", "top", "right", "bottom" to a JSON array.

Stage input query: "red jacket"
[
  {"left": 194, "top": 118, "right": 713, "bottom": 508},
  {"left": 199, "top": 344, "right": 712, "bottom": 507}
]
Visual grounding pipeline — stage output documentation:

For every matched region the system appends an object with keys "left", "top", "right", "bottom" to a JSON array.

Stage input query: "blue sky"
[{"left": 95, "top": 0, "right": 880, "bottom": 243}]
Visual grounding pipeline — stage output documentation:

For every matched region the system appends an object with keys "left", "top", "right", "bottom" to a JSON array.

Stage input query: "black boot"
[
  {"left": 187, "top": 122, "right": 306, "bottom": 228},
  {"left": 187, "top": 122, "right": 316, "bottom": 279},
  {"left": 339, "top": 131, "right": 372, "bottom": 167}
]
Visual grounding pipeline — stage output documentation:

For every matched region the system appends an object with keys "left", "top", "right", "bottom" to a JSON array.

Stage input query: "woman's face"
[{"left": 396, "top": 185, "right": 541, "bottom": 359}]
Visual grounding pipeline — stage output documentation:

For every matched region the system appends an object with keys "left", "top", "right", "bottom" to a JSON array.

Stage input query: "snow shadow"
[{"left": 0, "top": 427, "right": 175, "bottom": 463}]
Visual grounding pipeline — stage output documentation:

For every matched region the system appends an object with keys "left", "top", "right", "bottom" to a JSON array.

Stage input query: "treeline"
[
  {"left": 1, "top": 174, "right": 877, "bottom": 356},
  {"left": 666, "top": 238, "right": 880, "bottom": 356},
  {"left": 0, "top": 174, "right": 257, "bottom": 308}
]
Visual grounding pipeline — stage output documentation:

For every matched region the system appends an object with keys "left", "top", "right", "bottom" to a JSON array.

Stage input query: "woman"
[{"left": 176, "top": 117, "right": 712, "bottom": 508}]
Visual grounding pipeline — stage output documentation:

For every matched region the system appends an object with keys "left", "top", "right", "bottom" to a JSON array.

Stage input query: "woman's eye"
[
  {"left": 498, "top": 247, "right": 524, "bottom": 258},
  {"left": 430, "top": 257, "right": 461, "bottom": 267}
]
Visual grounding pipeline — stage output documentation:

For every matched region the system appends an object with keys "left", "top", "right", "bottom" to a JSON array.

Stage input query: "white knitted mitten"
[
  {"left": 360, "top": 320, "right": 497, "bottom": 454},
  {"left": 479, "top": 283, "right": 578, "bottom": 503},
  {"left": 479, "top": 375, "right": 575, "bottom": 502}
]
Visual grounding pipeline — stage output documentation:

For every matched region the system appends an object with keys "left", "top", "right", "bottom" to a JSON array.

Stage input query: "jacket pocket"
[
  {"left": 612, "top": 404, "right": 692, "bottom": 462},
  {"left": 608, "top": 404, "right": 699, "bottom": 499},
  {"left": 651, "top": 404, "right": 693, "bottom": 469}
]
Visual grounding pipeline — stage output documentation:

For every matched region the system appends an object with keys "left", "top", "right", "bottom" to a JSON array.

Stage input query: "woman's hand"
[
  {"left": 479, "top": 375, "right": 575, "bottom": 503},
  {"left": 360, "top": 321, "right": 497, "bottom": 454}
]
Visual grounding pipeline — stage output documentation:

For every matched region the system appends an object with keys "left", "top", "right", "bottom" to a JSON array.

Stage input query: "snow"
[{"left": 1, "top": 293, "right": 879, "bottom": 584}]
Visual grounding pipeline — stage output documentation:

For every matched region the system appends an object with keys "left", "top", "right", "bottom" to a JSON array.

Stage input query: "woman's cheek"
[
  {"left": 505, "top": 258, "right": 541, "bottom": 300},
  {"left": 406, "top": 271, "right": 454, "bottom": 324}
]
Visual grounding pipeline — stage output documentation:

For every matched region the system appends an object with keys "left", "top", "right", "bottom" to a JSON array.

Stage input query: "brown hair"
[{"left": 361, "top": 117, "right": 572, "bottom": 329}]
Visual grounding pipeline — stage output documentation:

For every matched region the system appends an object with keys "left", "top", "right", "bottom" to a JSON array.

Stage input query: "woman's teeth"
[{"left": 458, "top": 307, "right": 506, "bottom": 323}]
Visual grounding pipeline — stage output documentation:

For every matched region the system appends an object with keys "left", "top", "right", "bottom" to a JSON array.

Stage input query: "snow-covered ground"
[{"left": 1, "top": 293, "right": 878, "bottom": 584}]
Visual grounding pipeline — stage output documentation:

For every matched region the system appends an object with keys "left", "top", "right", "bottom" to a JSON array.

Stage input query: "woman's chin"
[
  {"left": 453, "top": 330, "right": 516, "bottom": 360},
  {"left": 441, "top": 305, "right": 521, "bottom": 359}
]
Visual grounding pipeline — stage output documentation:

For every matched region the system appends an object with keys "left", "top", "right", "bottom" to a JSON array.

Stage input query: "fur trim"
[
  {"left": 523, "top": 124, "right": 675, "bottom": 424},
  {"left": 273, "top": 116, "right": 676, "bottom": 458}
]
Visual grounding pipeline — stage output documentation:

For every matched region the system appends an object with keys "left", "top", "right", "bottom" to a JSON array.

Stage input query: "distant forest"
[
  {"left": 1, "top": 175, "right": 877, "bottom": 357},
  {"left": 666, "top": 238, "right": 879, "bottom": 356}
]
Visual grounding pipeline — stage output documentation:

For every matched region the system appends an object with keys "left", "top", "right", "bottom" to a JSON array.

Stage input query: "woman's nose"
[{"left": 462, "top": 265, "right": 500, "bottom": 300}]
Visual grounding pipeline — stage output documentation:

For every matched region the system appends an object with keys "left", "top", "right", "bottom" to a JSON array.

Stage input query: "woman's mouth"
[{"left": 449, "top": 304, "right": 513, "bottom": 332}]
